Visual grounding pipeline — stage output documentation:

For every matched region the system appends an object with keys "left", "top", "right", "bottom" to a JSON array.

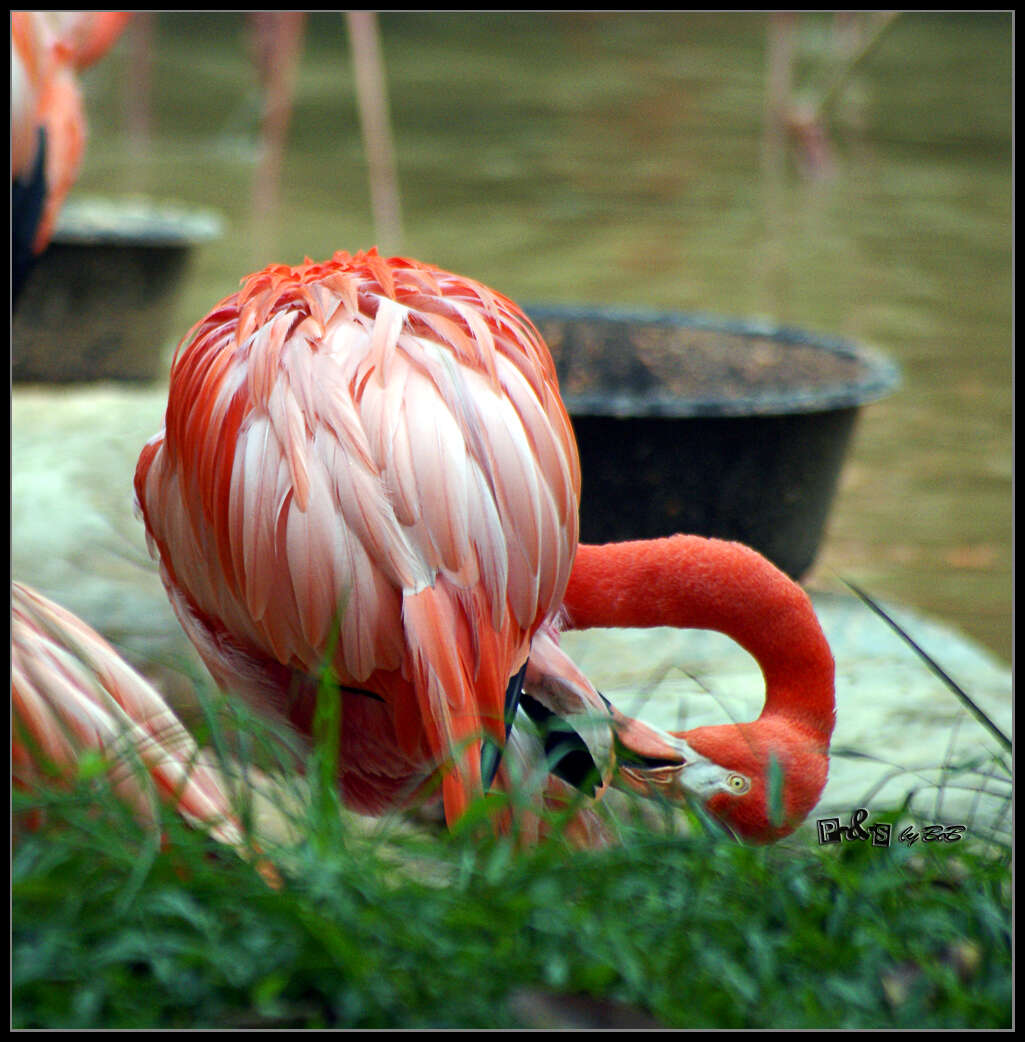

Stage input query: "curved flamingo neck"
[{"left": 562, "top": 536, "right": 835, "bottom": 743}]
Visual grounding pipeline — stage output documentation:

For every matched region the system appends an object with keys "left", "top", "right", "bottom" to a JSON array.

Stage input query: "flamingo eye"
[{"left": 726, "top": 773, "right": 750, "bottom": 795}]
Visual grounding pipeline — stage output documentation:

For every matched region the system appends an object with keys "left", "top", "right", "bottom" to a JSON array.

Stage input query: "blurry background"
[{"left": 14, "top": 11, "right": 1011, "bottom": 665}]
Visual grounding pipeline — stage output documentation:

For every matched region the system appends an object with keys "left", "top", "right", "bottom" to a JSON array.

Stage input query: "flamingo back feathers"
[{"left": 135, "top": 250, "right": 581, "bottom": 822}]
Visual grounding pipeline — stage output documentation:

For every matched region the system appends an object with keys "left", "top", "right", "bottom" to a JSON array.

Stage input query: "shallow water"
[{"left": 53, "top": 11, "right": 1013, "bottom": 662}]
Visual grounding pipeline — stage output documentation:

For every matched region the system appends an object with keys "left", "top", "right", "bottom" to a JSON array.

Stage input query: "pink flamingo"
[
  {"left": 129, "top": 248, "right": 835, "bottom": 844},
  {"left": 12, "top": 580, "right": 280, "bottom": 883},
  {"left": 11, "top": 11, "right": 131, "bottom": 297}
]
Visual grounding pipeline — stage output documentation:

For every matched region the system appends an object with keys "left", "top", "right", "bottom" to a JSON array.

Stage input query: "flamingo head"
[{"left": 616, "top": 715, "right": 829, "bottom": 843}]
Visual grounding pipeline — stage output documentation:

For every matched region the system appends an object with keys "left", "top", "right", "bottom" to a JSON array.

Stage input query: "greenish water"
[{"left": 72, "top": 12, "right": 1011, "bottom": 661}]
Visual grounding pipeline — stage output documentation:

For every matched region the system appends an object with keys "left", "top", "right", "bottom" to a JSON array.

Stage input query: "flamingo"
[
  {"left": 134, "top": 248, "right": 581, "bottom": 826},
  {"left": 11, "top": 581, "right": 279, "bottom": 875},
  {"left": 11, "top": 10, "right": 131, "bottom": 299},
  {"left": 132, "top": 248, "right": 836, "bottom": 844}
]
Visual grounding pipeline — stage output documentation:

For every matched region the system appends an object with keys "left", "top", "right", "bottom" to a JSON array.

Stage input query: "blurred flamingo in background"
[
  {"left": 116, "top": 12, "right": 403, "bottom": 252},
  {"left": 11, "top": 10, "right": 131, "bottom": 300},
  {"left": 248, "top": 12, "right": 403, "bottom": 251},
  {"left": 247, "top": 12, "right": 306, "bottom": 226},
  {"left": 763, "top": 11, "right": 900, "bottom": 179},
  {"left": 129, "top": 248, "right": 836, "bottom": 845}
]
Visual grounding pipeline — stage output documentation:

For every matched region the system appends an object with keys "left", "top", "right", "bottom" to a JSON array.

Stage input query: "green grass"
[
  {"left": 13, "top": 726, "right": 1012, "bottom": 1029},
  {"left": 12, "top": 592, "right": 1012, "bottom": 1029}
]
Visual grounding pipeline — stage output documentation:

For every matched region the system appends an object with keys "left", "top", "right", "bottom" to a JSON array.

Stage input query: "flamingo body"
[
  {"left": 12, "top": 582, "right": 240, "bottom": 845},
  {"left": 135, "top": 250, "right": 580, "bottom": 823},
  {"left": 11, "top": 11, "right": 130, "bottom": 295},
  {"left": 134, "top": 249, "right": 836, "bottom": 844},
  {"left": 12, "top": 581, "right": 282, "bottom": 883}
]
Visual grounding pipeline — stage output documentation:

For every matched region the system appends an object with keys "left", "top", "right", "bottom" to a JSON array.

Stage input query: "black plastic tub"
[
  {"left": 12, "top": 197, "right": 222, "bottom": 383},
  {"left": 527, "top": 304, "right": 901, "bottom": 580}
]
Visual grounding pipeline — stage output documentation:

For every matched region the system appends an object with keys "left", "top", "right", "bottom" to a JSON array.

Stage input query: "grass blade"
[{"left": 841, "top": 578, "right": 1010, "bottom": 753}]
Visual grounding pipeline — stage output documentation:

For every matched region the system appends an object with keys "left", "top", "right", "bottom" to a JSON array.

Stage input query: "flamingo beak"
[{"left": 611, "top": 721, "right": 738, "bottom": 806}]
